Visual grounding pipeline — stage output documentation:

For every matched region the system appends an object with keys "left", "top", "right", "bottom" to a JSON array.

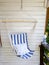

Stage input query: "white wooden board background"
[{"left": 0, "top": 0, "right": 47, "bottom": 65}]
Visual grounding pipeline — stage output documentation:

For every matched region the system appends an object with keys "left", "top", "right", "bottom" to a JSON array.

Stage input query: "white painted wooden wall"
[{"left": 0, "top": 0, "right": 47, "bottom": 65}]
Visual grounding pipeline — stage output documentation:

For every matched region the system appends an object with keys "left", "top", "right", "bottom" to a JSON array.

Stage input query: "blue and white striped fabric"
[
  {"left": 11, "top": 33, "right": 28, "bottom": 45},
  {"left": 10, "top": 33, "right": 34, "bottom": 59}
]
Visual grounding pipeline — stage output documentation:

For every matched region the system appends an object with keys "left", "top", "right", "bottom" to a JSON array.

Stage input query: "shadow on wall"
[{"left": 0, "top": 35, "right": 2, "bottom": 47}]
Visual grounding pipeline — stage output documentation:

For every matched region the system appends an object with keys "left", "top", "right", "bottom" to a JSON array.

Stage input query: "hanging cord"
[
  {"left": 32, "top": 21, "right": 37, "bottom": 33},
  {"left": 2, "top": 19, "right": 37, "bottom": 36},
  {"left": 30, "top": 20, "right": 37, "bottom": 36},
  {"left": 5, "top": 20, "right": 37, "bottom": 33}
]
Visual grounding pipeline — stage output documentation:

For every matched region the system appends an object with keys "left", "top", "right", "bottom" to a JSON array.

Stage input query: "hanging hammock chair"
[{"left": 5, "top": 20, "right": 37, "bottom": 59}]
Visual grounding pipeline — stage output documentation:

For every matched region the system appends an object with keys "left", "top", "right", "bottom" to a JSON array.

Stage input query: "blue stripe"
[
  {"left": 25, "top": 33, "right": 28, "bottom": 44},
  {"left": 28, "top": 52, "right": 33, "bottom": 55},
  {"left": 11, "top": 34, "right": 13, "bottom": 45},
  {"left": 20, "top": 34, "right": 22, "bottom": 44},
  {"left": 11, "top": 34, "right": 12, "bottom": 40},
  {"left": 23, "top": 55, "right": 28, "bottom": 59},
  {"left": 23, "top": 33, "right": 25, "bottom": 43},
  {"left": 25, "top": 33, "right": 31, "bottom": 51},
  {"left": 11, "top": 34, "right": 12, "bottom": 41},
  {"left": 21, "top": 56, "right": 24, "bottom": 59},
  {"left": 25, "top": 53, "right": 31, "bottom": 57},
  {"left": 14, "top": 34, "right": 16, "bottom": 45},
  {"left": 27, "top": 47, "right": 34, "bottom": 52},
  {"left": 17, "top": 34, "right": 19, "bottom": 44},
  {"left": 25, "top": 33, "right": 34, "bottom": 53}
]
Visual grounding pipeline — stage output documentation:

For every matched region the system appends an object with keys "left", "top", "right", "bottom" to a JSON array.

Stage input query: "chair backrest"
[{"left": 10, "top": 33, "right": 28, "bottom": 46}]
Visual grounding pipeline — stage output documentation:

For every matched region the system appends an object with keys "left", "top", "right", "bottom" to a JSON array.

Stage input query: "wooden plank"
[
  {"left": 23, "top": 3, "right": 44, "bottom": 7},
  {"left": 0, "top": 0, "right": 21, "bottom": 3},
  {"left": 23, "top": 0, "right": 44, "bottom": 3},
  {"left": 0, "top": 3, "right": 21, "bottom": 10}
]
